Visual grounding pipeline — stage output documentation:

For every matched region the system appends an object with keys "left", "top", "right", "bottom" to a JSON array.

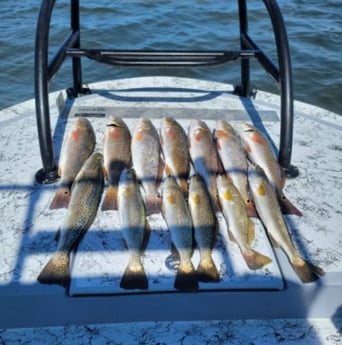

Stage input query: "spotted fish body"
[
  {"left": 160, "top": 117, "right": 190, "bottom": 197},
  {"left": 50, "top": 117, "right": 96, "bottom": 209},
  {"left": 247, "top": 163, "right": 324, "bottom": 283},
  {"left": 38, "top": 152, "right": 104, "bottom": 287},
  {"left": 214, "top": 120, "right": 256, "bottom": 217},
  {"left": 162, "top": 175, "right": 198, "bottom": 291},
  {"left": 102, "top": 116, "right": 132, "bottom": 211},
  {"left": 118, "top": 168, "right": 150, "bottom": 290},
  {"left": 131, "top": 117, "right": 162, "bottom": 215}
]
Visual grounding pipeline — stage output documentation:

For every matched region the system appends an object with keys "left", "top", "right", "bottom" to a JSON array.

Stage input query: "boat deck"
[{"left": 0, "top": 77, "right": 341, "bottom": 343}]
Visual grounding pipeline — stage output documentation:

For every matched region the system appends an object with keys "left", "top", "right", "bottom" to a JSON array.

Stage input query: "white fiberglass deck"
[{"left": 0, "top": 77, "right": 341, "bottom": 342}]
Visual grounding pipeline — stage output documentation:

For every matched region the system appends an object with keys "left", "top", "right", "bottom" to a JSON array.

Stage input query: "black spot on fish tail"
[
  {"left": 120, "top": 258, "right": 148, "bottom": 290},
  {"left": 292, "top": 259, "right": 325, "bottom": 283},
  {"left": 197, "top": 256, "right": 220, "bottom": 283},
  {"left": 174, "top": 261, "right": 198, "bottom": 291}
]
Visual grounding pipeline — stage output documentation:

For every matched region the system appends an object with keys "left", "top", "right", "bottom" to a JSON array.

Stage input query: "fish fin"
[
  {"left": 145, "top": 194, "right": 162, "bottom": 216},
  {"left": 49, "top": 187, "right": 71, "bottom": 209},
  {"left": 242, "top": 249, "right": 272, "bottom": 270},
  {"left": 246, "top": 218, "right": 255, "bottom": 246},
  {"left": 120, "top": 257, "right": 148, "bottom": 290},
  {"left": 174, "top": 260, "right": 198, "bottom": 291},
  {"left": 197, "top": 255, "right": 220, "bottom": 283},
  {"left": 101, "top": 185, "right": 118, "bottom": 211},
  {"left": 291, "top": 258, "right": 325, "bottom": 283},
  {"left": 246, "top": 199, "right": 258, "bottom": 218},
  {"left": 37, "top": 251, "right": 70, "bottom": 287},
  {"left": 279, "top": 194, "right": 303, "bottom": 217}
]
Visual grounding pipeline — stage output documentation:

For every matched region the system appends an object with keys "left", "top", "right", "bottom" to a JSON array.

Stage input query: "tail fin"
[
  {"left": 197, "top": 255, "right": 220, "bottom": 283},
  {"left": 242, "top": 248, "right": 272, "bottom": 270},
  {"left": 174, "top": 260, "right": 198, "bottom": 291},
  {"left": 279, "top": 194, "right": 303, "bottom": 217},
  {"left": 120, "top": 257, "right": 148, "bottom": 290},
  {"left": 101, "top": 185, "right": 118, "bottom": 211},
  {"left": 49, "top": 187, "right": 71, "bottom": 209},
  {"left": 291, "top": 258, "right": 325, "bottom": 283},
  {"left": 37, "top": 251, "right": 70, "bottom": 287},
  {"left": 145, "top": 193, "right": 162, "bottom": 216}
]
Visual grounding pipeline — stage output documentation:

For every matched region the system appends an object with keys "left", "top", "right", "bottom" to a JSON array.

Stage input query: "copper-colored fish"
[
  {"left": 247, "top": 163, "right": 324, "bottom": 283},
  {"left": 50, "top": 117, "right": 96, "bottom": 209},
  {"left": 188, "top": 119, "right": 222, "bottom": 210},
  {"left": 38, "top": 153, "right": 104, "bottom": 287},
  {"left": 131, "top": 117, "right": 162, "bottom": 215},
  {"left": 214, "top": 120, "right": 257, "bottom": 217},
  {"left": 160, "top": 117, "right": 190, "bottom": 197},
  {"left": 217, "top": 173, "right": 272, "bottom": 270},
  {"left": 237, "top": 123, "right": 302, "bottom": 216},
  {"left": 101, "top": 116, "right": 131, "bottom": 211}
]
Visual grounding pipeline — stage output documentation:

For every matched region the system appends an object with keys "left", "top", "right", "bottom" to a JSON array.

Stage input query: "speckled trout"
[
  {"left": 162, "top": 175, "right": 198, "bottom": 291},
  {"left": 50, "top": 117, "right": 96, "bottom": 209},
  {"left": 101, "top": 116, "right": 131, "bottom": 211},
  {"left": 118, "top": 168, "right": 150, "bottom": 290},
  {"left": 160, "top": 117, "right": 190, "bottom": 197},
  {"left": 188, "top": 174, "right": 220, "bottom": 282},
  {"left": 214, "top": 120, "right": 257, "bottom": 217},
  {"left": 248, "top": 163, "right": 324, "bottom": 283},
  {"left": 188, "top": 119, "right": 222, "bottom": 210},
  {"left": 217, "top": 174, "right": 272, "bottom": 270},
  {"left": 237, "top": 122, "right": 302, "bottom": 216},
  {"left": 131, "top": 117, "right": 162, "bottom": 215},
  {"left": 38, "top": 152, "right": 104, "bottom": 287}
]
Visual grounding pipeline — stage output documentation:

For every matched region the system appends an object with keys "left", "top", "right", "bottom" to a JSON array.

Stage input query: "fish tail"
[
  {"left": 49, "top": 187, "right": 71, "bottom": 209},
  {"left": 37, "top": 251, "right": 70, "bottom": 287},
  {"left": 197, "top": 255, "right": 220, "bottom": 283},
  {"left": 178, "top": 178, "right": 189, "bottom": 198},
  {"left": 242, "top": 249, "right": 272, "bottom": 270},
  {"left": 291, "top": 258, "right": 325, "bottom": 283},
  {"left": 101, "top": 185, "right": 118, "bottom": 211},
  {"left": 279, "top": 194, "right": 303, "bottom": 217},
  {"left": 145, "top": 193, "right": 162, "bottom": 216},
  {"left": 174, "top": 260, "right": 198, "bottom": 291},
  {"left": 120, "top": 257, "right": 148, "bottom": 290}
]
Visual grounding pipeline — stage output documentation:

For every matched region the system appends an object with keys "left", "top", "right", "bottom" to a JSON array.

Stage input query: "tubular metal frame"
[{"left": 35, "top": 0, "right": 298, "bottom": 183}]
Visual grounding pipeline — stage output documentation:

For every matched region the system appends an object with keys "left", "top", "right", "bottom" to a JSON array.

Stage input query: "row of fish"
[{"left": 38, "top": 116, "right": 324, "bottom": 290}]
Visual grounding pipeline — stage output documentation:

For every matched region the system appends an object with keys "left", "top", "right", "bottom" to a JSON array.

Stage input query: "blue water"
[{"left": 0, "top": 0, "right": 341, "bottom": 114}]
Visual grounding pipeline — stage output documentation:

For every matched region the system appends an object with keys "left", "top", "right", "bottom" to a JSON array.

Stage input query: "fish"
[
  {"left": 188, "top": 174, "right": 220, "bottom": 282},
  {"left": 101, "top": 116, "right": 132, "bottom": 211},
  {"left": 131, "top": 117, "right": 163, "bottom": 215},
  {"left": 188, "top": 119, "right": 222, "bottom": 210},
  {"left": 49, "top": 117, "right": 96, "bottom": 209},
  {"left": 214, "top": 120, "right": 257, "bottom": 217},
  {"left": 162, "top": 175, "right": 198, "bottom": 291},
  {"left": 237, "top": 122, "right": 302, "bottom": 216},
  {"left": 38, "top": 152, "right": 104, "bottom": 287},
  {"left": 247, "top": 162, "right": 325, "bottom": 283},
  {"left": 217, "top": 173, "right": 272, "bottom": 270},
  {"left": 160, "top": 117, "right": 190, "bottom": 197},
  {"left": 118, "top": 168, "right": 150, "bottom": 290}
]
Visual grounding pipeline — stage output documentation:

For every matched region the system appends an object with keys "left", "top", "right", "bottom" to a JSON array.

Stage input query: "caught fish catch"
[
  {"left": 188, "top": 119, "right": 222, "bottom": 210},
  {"left": 247, "top": 163, "right": 325, "bottom": 283},
  {"left": 217, "top": 173, "right": 272, "bottom": 270},
  {"left": 118, "top": 168, "right": 150, "bottom": 290},
  {"left": 188, "top": 174, "right": 220, "bottom": 282},
  {"left": 237, "top": 123, "right": 302, "bottom": 216},
  {"left": 131, "top": 117, "right": 162, "bottom": 215},
  {"left": 162, "top": 175, "right": 198, "bottom": 291},
  {"left": 215, "top": 120, "right": 257, "bottom": 217},
  {"left": 160, "top": 117, "right": 190, "bottom": 197},
  {"left": 102, "top": 116, "right": 132, "bottom": 211},
  {"left": 38, "top": 152, "right": 104, "bottom": 287},
  {"left": 50, "top": 117, "right": 96, "bottom": 209}
]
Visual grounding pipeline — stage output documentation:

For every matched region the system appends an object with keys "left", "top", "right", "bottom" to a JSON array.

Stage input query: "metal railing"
[{"left": 35, "top": 0, "right": 298, "bottom": 183}]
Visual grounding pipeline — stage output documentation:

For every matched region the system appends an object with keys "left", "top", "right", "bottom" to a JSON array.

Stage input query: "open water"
[{"left": 0, "top": 0, "right": 341, "bottom": 114}]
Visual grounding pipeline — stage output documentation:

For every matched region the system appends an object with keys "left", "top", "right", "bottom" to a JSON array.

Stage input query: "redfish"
[
  {"left": 38, "top": 152, "right": 104, "bottom": 287},
  {"left": 50, "top": 117, "right": 96, "bottom": 209},
  {"left": 101, "top": 116, "right": 131, "bottom": 211}
]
